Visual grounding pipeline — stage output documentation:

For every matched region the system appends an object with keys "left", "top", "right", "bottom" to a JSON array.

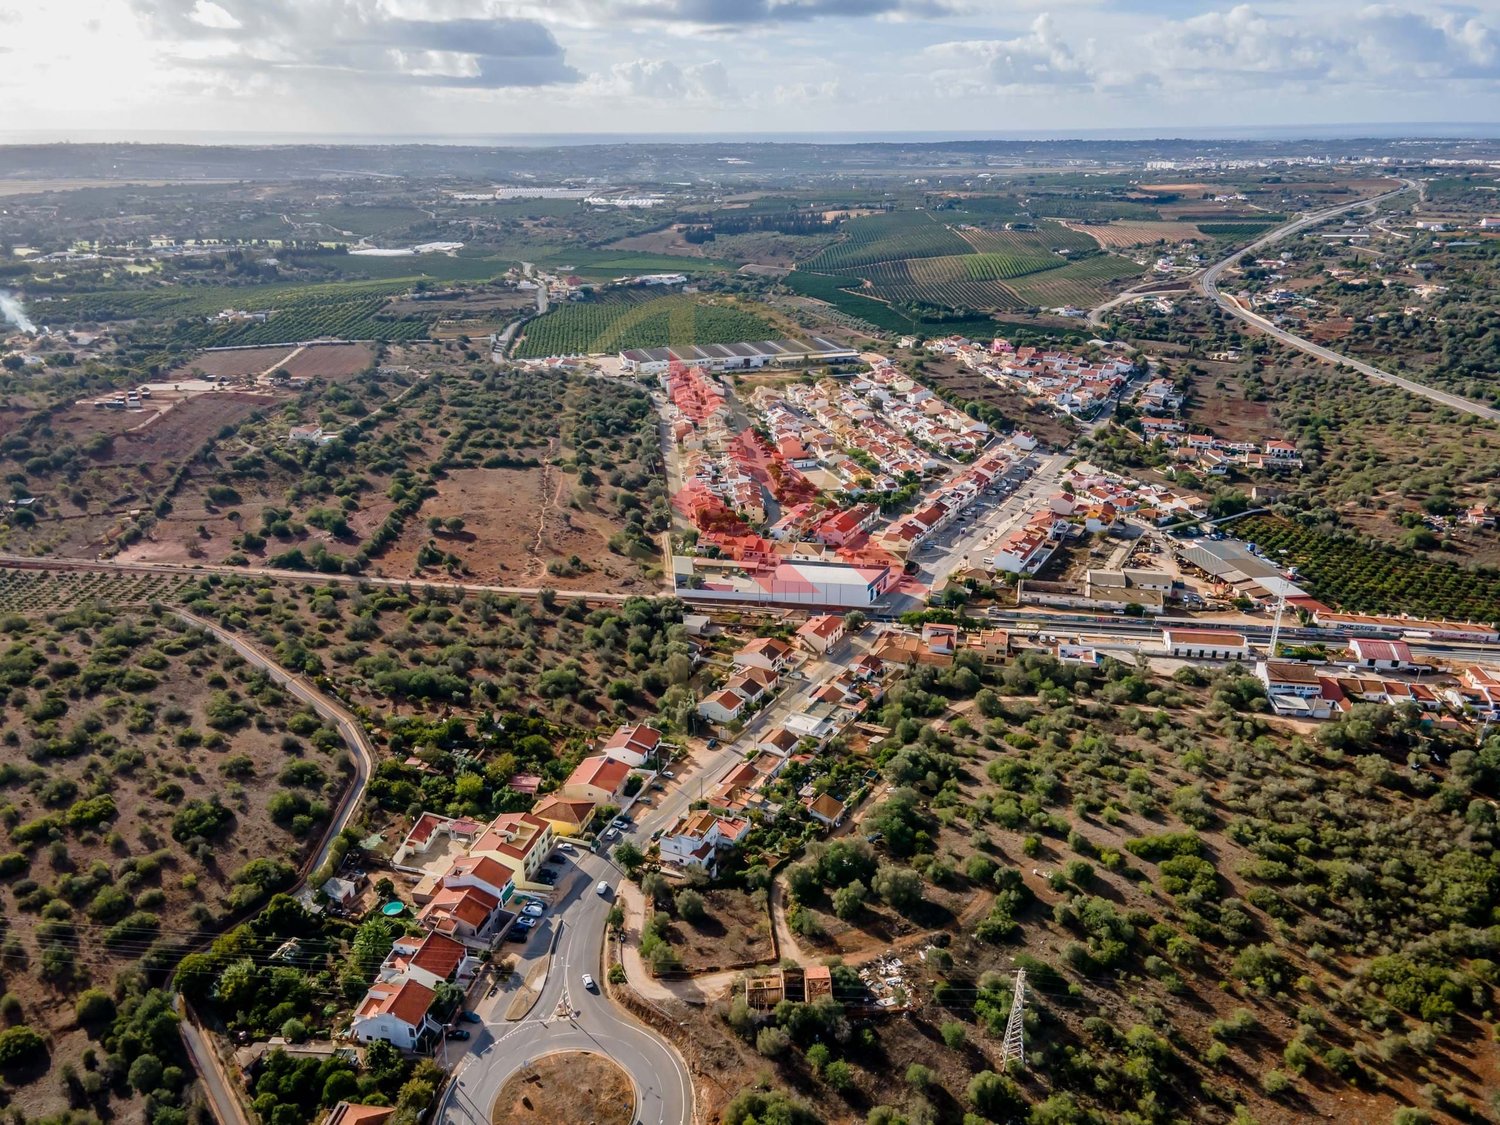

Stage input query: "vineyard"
[
  {"left": 1004, "top": 255, "right": 1146, "bottom": 308},
  {"left": 801, "top": 211, "right": 972, "bottom": 271},
  {"left": 513, "top": 294, "right": 775, "bottom": 357},
  {"left": 954, "top": 222, "right": 1101, "bottom": 257},
  {"left": 1237, "top": 516, "right": 1500, "bottom": 622},
  {"left": 1029, "top": 198, "right": 1164, "bottom": 221},
  {"left": 1063, "top": 221, "right": 1207, "bottom": 248},
  {"left": 0, "top": 568, "right": 193, "bottom": 614},
  {"left": 35, "top": 278, "right": 438, "bottom": 344},
  {"left": 1196, "top": 222, "right": 1277, "bottom": 238}
]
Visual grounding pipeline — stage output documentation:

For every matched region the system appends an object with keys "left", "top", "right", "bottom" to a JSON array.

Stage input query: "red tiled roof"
[
  {"left": 565, "top": 755, "right": 632, "bottom": 792},
  {"left": 407, "top": 931, "right": 467, "bottom": 980}
]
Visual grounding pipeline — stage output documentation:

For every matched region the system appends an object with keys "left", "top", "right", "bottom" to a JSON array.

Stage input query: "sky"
[{"left": 2, "top": 0, "right": 1500, "bottom": 140}]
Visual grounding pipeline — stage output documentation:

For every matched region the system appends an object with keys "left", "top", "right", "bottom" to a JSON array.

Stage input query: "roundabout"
[{"left": 492, "top": 1050, "right": 635, "bottom": 1125}]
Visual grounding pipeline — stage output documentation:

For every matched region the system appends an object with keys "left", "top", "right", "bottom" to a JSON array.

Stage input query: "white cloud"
[
  {"left": 605, "top": 58, "right": 736, "bottom": 101},
  {"left": 926, "top": 15, "right": 1092, "bottom": 90},
  {"left": 187, "top": 0, "right": 240, "bottom": 31}
]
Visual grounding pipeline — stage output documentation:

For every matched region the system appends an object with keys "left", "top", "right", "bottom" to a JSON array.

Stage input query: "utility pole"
[{"left": 1001, "top": 969, "right": 1027, "bottom": 1069}]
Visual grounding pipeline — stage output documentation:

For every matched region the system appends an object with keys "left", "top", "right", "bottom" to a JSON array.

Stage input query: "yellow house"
[{"left": 530, "top": 794, "right": 598, "bottom": 838}]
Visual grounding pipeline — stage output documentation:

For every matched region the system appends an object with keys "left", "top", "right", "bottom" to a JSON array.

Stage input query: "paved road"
[
  {"left": 437, "top": 851, "right": 692, "bottom": 1125},
  {"left": 1197, "top": 183, "right": 1500, "bottom": 424},
  {"left": 168, "top": 609, "right": 377, "bottom": 1125}
]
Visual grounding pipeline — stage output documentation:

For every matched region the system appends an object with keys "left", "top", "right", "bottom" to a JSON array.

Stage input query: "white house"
[
  {"left": 795, "top": 614, "right": 847, "bottom": 656},
  {"left": 381, "top": 931, "right": 479, "bottom": 990},
  {"left": 350, "top": 978, "right": 439, "bottom": 1048},
  {"left": 1256, "top": 661, "right": 1323, "bottom": 698},
  {"left": 1348, "top": 638, "right": 1416, "bottom": 671},
  {"left": 658, "top": 811, "right": 752, "bottom": 874},
  {"left": 600, "top": 723, "right": 662, "bottom": 768},
  {"left": 1162, "top": 629, "right": 1249, "bottom": 661},
  {"left": 733, "top": 637, "right": 795, "bottom": 675},
  {"left": 698, "top": 688, "right": 748, "bottom": 725}
]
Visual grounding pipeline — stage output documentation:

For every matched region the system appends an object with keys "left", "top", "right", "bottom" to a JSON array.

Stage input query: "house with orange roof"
[
  {"left": 559, "top": 755, "right": 635, "bottom": 805},
  {"left": 658, "top": 810, "right": 753, "bottom": 874},
  {"left": 381, "top": 930, "right": 478, "bottom": 990},
  {"left": 350, "top": 977, "right": 439, "bottom": 1048},
  {"left": 806, "top": 793, "right": 848, "bottom": 828},
  {"left": 601, "top": 723, "right": 662, "bottom": 768},
  {"left": 470, "top": 812, "right": 556, "bottom": 884},
  {"left": 698, "top": 688, "right": 749, "bottom": 725},
  {"left": 796, "top": 613, "right": 847, "bottom": 655},
  {"left": 416, "top": 882, "right": 504, "bottom": 941},
  {"left": 530, "top": 793, "right": 597, "bottom": 837},
  {"left": 327, "top": 1105, "right": 395, "bottom": 1125},
  {"left": 734, "top": 636, "right": 795, "bottom": 675}
]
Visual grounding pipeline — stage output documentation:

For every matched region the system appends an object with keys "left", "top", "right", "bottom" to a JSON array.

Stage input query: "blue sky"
[{"left": 2, "top": 1, "right": 1499, "bottom": 138}]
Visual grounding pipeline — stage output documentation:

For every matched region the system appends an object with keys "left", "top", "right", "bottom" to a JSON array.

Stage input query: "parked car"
[
  {"left": 522, "top": 902, "right": 544, "bottom": 918},
  {"left": 604, "top": 827, "right": 619, "bottom": 841},
  {"left": 651, "top": 828, "right": 664, "bottom": 841},
  {"left": 582, "top": 973, "right": 597, "bottom": 992},
  {"left": 558, "top": 841, "right": 577, "bottom": 853},
  {"left": 515, "top": 916, "right": 536, "bottom": 929},
  {"left": 448, "top": 1028, "right": 471, "bottom": 1040},
  {"left": 596, "top": 881, "right": 611, "bottom": 897},
  {"left": 611, "top": 816, "right": 631, "bottom": 829},
  {"left": 662, "top": 769, "right": 676, "bottom": 778},
  {"left": 506, "top": 929, "right": 529, "bottom": 943},
  {"left": 461, "top": 1011, "right": 482, "bottom": 1024}
]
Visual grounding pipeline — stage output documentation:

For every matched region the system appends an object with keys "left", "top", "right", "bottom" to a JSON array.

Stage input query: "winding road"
[
  {"left": 168, "top": 609, "right": 377, "bottom": 1125},
  {"left": 1196, "top": 181, "right": 1500, "bottom": 424},
  {"left": 1092, "top": 179, "right": 1500, "bottom": 424},
  {"left": 437, "top": 850, "right": 692, "bottom": 1125}
]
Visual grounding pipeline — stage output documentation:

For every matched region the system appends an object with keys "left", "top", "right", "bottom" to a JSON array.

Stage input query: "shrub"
[
  {"left": 0, "top": 1025, "right": 45, "bottom": 1068},
  {"left": 756, "top": 1026, "right": 791, "bottom": 1058}
]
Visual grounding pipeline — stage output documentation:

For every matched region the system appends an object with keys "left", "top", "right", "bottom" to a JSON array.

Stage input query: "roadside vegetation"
[{"left": 681, "top": 650, "right": 1500, "bottom": 1124}]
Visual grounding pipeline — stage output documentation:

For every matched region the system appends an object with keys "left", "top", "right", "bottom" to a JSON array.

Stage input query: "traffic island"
[{"left": 491, "top": 1050, "right": 635, "bottom": 1125}]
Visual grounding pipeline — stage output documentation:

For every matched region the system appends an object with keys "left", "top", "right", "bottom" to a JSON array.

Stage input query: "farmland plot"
[
  {"left": 955, "top": 221, "right": 1101, "bottom": 257},
  {"left": 801, "top": 211, "right": 972, "bottom": 271},
  {"left": 1063, "top": 221, "right": 1208, "bottom": 248},
  {"left": 1004, "top": 255, "right": 1145, "bottom": 308},
  {"left": 514, "top": 294, "right": 774, "bottom": 357}
]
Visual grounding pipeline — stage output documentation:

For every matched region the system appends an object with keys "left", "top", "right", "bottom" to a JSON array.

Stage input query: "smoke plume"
[{"left": 0, "top": 291, "right": 37, "bottom": 335}]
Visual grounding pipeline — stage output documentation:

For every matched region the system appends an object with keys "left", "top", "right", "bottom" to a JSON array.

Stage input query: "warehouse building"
[
  {"left": 1161, "top": 628, "right": 1250, "bottom": 661},
  {"left": 620, "top": 338, "right": 859, "bottom": 375},
  {"left": 673, "top": 554, "right": 893, "bottom": 608}
]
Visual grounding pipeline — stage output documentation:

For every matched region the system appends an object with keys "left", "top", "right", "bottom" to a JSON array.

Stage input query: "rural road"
[
  {"left": 1088, "top": 179, "right": 1500, "bottom": 424},
  {"left": 168, "top": 608, "right": 377, "bottom": 1125},
  {"left": 437, "top": 850, "right": 693, "bottom": 1125},
  {"left": 1196, "top": 182, "right": 1500, "bottom": 424}
]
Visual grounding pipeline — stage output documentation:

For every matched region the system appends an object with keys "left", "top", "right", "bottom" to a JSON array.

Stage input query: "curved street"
[
  {"left": 1197, "top": 181, "right": 1500, "bottom": 425},
  {"left": 436, "top": 849, "right": 693, "bottom": 1125}
]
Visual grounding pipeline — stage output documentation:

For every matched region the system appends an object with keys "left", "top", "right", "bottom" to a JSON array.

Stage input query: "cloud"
[
  {"left": 1145, "top": 5, "right": 1333, "bottom": 84},
  {"left": 608, "top": 0, "right": 954, "bottom": 27},
  {"left": 127, "top": 0, "right": 580, "bottom": 88},
  {"left": 606, "top": 58, "right": 736, "bottom": 101},
  {"left": 1350, "top": 5, "right": 1500, "bottom": 80},
  {"left": 926, "top": 15, "right": 1092, "bottom": 90}
]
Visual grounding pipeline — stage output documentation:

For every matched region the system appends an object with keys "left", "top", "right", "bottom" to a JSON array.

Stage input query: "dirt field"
[
  {"left": 169, "top": 346, "right": 296, "bottom": 380},
  {"left": 492, "top": 1052, "right": 634, "bottom": 1125},
  {"left": 278, "top": 341, "right": 375, "bottom": 380},
  {"left": 671, "top": 888, "right": 774, "bottom": 973},
  {"left": 1180, "top": 361, "right": 1277, "bottom": 443},
  {"left": 373, "top": 464, "right": 657, "bottom": 591},
  {"left": 81, "top": 391, "right": 275, "bottom": 469},
  {"left": 1065, "top": 221, "right": 1205, "bottom": 247}
]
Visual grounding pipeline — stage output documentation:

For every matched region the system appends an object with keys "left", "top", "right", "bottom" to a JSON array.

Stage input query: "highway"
[
  {"left": 1196, "top": 182, "right": 1500, "bottom": 425},
  {"left": 436, "top": 850, "right": 692, "bottom": 1125}
]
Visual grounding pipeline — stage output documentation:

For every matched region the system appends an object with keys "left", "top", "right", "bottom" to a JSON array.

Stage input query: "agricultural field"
[
  {"left": 1063, "top": 220, "right": 1207, "bottom": 247},
  {"left": 0, "top": 602, "right": 353, "bottom": 1122},
  {"left": 800, "top": 211, "right": 973, "bottom": 272},
  {"left": 954, "top": 222, "right": 1101, "bottom": 257},
  {"left": 514, "top": 293, "right": 776, "bottom": 358},
  {"left": 1003, "top": 255, "right": 1146, "bottom": 308},
  {"left": 0, "top": 568, "right": 193, "bottom": 613},
  {"left": 1236, "top": 515, "right": 1500, "bottom": 620}
]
